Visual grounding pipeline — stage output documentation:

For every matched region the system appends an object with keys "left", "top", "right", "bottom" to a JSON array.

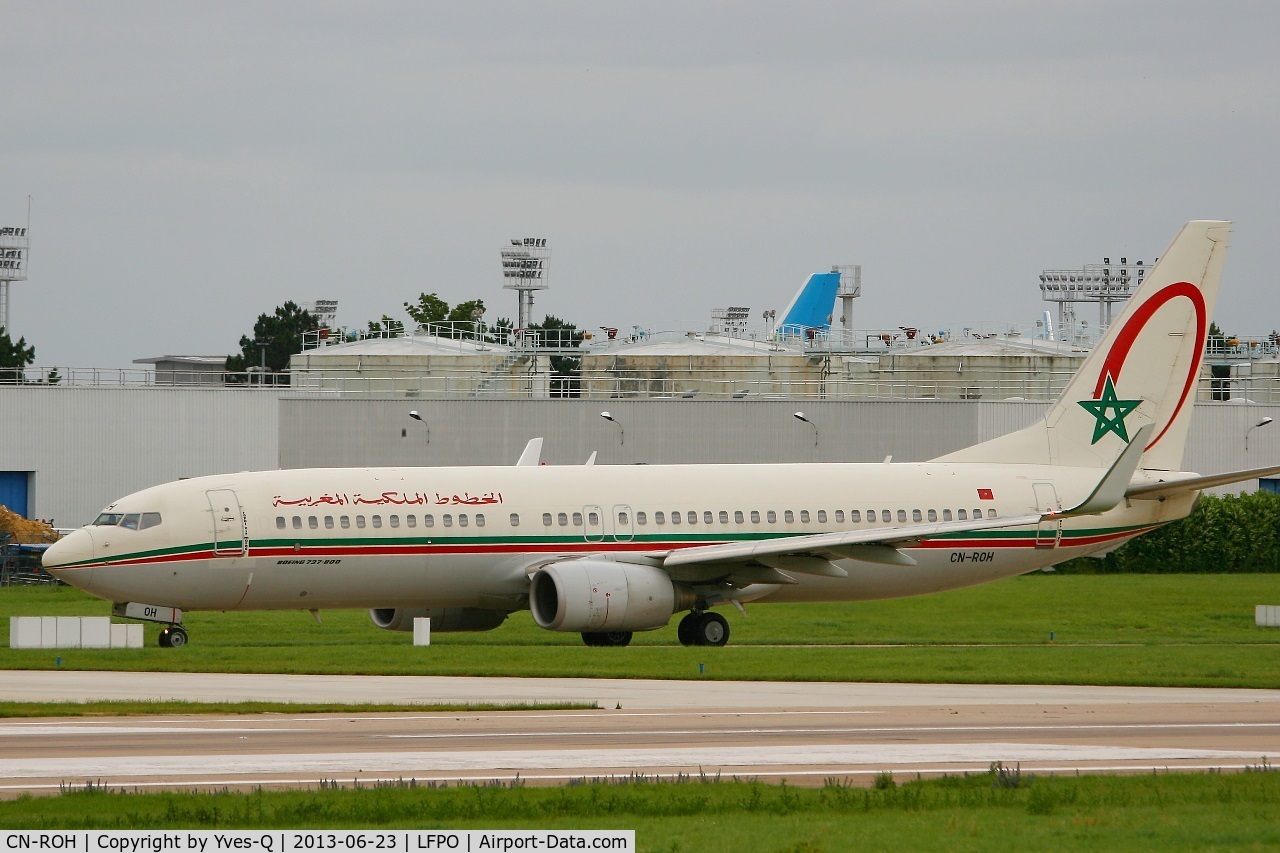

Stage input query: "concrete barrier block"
[
  {"left": 413, "top": 617, "right": 431, "bottom": 646},
  {"left": 9, "top": 617, "right": 42, "bottom": 649},
  {"left": 1258, "top": 605, "right": 1279, "bottom": 627},
  {"left": 126, "top": 624, "right": 143, "bottom": 648},
  {"left": 40, "top": 616, "right": 57, "bottom": 647},
  {"left": 55, "top": 616, "right": 81, "bottom": 648},
  {"left": 80, "top": 617, "right": 111, "bottom": 649}
]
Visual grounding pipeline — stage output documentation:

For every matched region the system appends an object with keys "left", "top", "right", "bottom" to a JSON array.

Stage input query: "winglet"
[
  {"left": 1059, "top": 424, "right": 1153, "bottom": 516},
  {"left": 516, "top": 438, "right": 544, "bottom": 467}
]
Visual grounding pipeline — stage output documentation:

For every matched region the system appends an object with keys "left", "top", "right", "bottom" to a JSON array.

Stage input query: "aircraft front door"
[
  {"left": 207, "top": 489, "right": 247, "bottom": 557},
  {"left": 583, "top": 505, "right": 604, "bottom": 542},
  {"left": 1032, "top": 482, "right": 1062, "bottom": 549}
]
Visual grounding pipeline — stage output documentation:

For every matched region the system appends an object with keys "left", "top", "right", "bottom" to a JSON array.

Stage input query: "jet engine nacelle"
[
  {"left": 529, "top": 559, "right": 693, "bottom": 632},
  {"left": 369, "top": 607, "right": 509, "bottom": 633}
]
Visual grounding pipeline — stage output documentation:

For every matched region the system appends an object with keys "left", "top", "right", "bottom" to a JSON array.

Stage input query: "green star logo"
[{"left": 1078, "top": 374, "right": 1142, "bottom": 445}]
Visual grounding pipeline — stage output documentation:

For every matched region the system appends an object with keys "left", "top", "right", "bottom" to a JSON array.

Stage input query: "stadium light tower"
[
  {"left": 501, "top": 237, "right": 550, "bottom": 335},
  {"left": 0, "top": 204, "right": 30, "bottom": 334}
]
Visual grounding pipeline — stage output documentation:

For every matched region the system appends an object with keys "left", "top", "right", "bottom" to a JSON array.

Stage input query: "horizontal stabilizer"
[{"left": 1127, "top": 463, "right": 1280, "bottom": 500}]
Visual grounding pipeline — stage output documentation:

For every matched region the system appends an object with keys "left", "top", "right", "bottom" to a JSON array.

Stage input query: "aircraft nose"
[{"left": 42, "top": 528, "right": 95, "bottom": 579}]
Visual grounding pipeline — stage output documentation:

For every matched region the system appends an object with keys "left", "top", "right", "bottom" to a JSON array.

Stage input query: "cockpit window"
[
  {"left": 139, "top": 512, "right": 163, "bottom": 530},
  {"left": 93, "top": 513, "right": 123, "bottom": 526},
  {"left": 119, "top": 513, "right": 141, "bottom": 530}
]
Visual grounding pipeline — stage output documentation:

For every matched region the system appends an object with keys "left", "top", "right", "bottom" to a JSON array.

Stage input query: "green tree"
[
  {"left": 224, "top": 301, "right": 319, "bottom": 385},
  {"left": 366, "top": 316, "right": 405, "bottom": 337},
  {"left": 0, "top": 326, "right": 35, "bottom": 382},
  {"left": 528, "top": 315, "right": 583, "bottom": 397},
  {"left": 403, "top": 293, "right": 450, "bottom": 327}
]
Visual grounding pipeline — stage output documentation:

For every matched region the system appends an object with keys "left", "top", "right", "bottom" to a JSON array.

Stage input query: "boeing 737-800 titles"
[{"left": 44, "top": 221, "right": 1280, "bottom": 648}]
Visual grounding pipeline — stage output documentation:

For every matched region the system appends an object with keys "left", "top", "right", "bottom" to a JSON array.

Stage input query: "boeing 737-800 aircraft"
[{"left": 44, "top": 221, "right": 1280, "bottom": 648}]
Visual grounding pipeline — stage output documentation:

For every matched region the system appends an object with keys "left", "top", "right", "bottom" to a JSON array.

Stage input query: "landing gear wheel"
[
  {"left": 695, "top": 612, "right": 729, "bottom": 647},
  {"left": 677, "top": 613, "right": 700, "bottom": 646},
  {"left": 158, "top": 625, "right": 188, "bottom": 648},
  {"left": 581, "top": 631, "right": 633, "bottom": 647}
]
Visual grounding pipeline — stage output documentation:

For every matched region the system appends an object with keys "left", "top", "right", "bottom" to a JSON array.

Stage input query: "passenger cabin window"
[
  {"left": 767, "top": 510, "right": 777, "bottom": 523},
  {"left": 372, "top": 515, "right": 382, "bottom": 529},
  {"left": 458, "top": 514, "right": 468, "bottom": 527},
  {"left": 881, "top": 510, "right": 891, "bottom": 523},
  {"left": 636, "top": 511, "right": 647, "bottom": 525},
  {"left": 542, "top": 512, "right": 553, "bottom": 526},
  {"left": 972, "top": 508, "right": 982, "bottom": 519},
  {"left": 897, "top": 510, "right": 907, "bottom": 523},
  {"left": 719, "top": 511, "right": 729, "bottom": 524},
  {"left": 341, "top": 516, "right": 351, "bottom": 529},
  {"left": 912, "top": 509, "right": 922, "bottom": 522},
  {"left": 510, "top": 513, "right": 520, "bottom": 526},
  {"left": 703, "top": 511, "right": 713, "bottom": 525},
  {"left": 833, "top": 510, "right": 843, "bottom": 523},
  {"left": 308, "top": 516, "right": 318, "bottom": 529},
  {"left": 475, "top": 514, "right": 485, "bottom": 527},
  {"left": 688, "top": 511, "right": 697, "bottom": 524},
  {"left": 325, "top": 516, "right": 334, "bottom": 529},
  {"left": 655, "top": 511, "right": 666, "bottom": 525},
  {"left": 443, "top": 514, "right": 453, "bottom": 527},
  {"left": 406, "top": 515, "right": 417, "bottom": 528},
  {"left": 573, "top": 512, "right": 583, "bottom": 526},
  {"left": 356, "top": 516, "right": 366, "bottom": 528},
  {"left": 943, "top": 509, "right": 953, "bottom": 521},
  {"left": 850, "top": 510, "right": 861, "bottom": 522},
  {"left": 424, "top": 514, "right": 434, "bottom": 527},
  {"left": 276, "top": 516, "right": 286, "bottom": 530},
  {"left": 670, "top": 511, "right": 681, "bottom": 525},
  {"left": 293, "top": 516, "right": 302, "bottom": 530},
  {"left": 618, "top": 511, "right": 630, "bottom": 525},
  {"left": 589, "top": 511, "right": 600, "bottom": 525},
  {"left": 557, "top": 512, "right": 568, "bottom": 526},
  {"left": 750, "top": 510, "right": 760, "bottom": 523},
  {"left": 784, "top": 510, "right": 794, "bottom": 524},
  {"left": 987, "top": 508, "right": 997, "bottom": 518},
  {"left": 734, "top": 511, "right": 744, "bottom": 524},
  {"left": 390, "top": 515, "right": 400, "bottom": 528},
  {"left": 800, "top": 510, "right": 811, "bottom": 523},
  {"left": 927, "top": 509, "right": 937, "bottom": 522},
  {"left": 957, "top": 509, "right": 968, "bottom": 520}
]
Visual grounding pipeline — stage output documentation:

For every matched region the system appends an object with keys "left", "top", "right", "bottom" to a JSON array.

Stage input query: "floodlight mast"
[
  {"left": 500, "top": 237, "right": 550, "bottom": 337},
  {"left": 0, "top": 207, "right": 31, "bottom": 334}
]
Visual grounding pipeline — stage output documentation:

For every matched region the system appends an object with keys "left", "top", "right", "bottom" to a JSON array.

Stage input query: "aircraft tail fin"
[
  {"left": 935, "top": 220, "right": 1231, "bottom": 469},
  {"left": 776, "top": 272, "right": 841, "bottom": 336}
]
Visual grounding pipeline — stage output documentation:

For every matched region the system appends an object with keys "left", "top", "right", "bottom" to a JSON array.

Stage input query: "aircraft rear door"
[
  {"left": 611, "top": 505, "right": 634, "bottom": 542},
  {"left": 1032, "top": 482, "right": 1062, "bottom": 549},
  {"left": 207, "top": 489, "right": 247, "bottom": 557}
]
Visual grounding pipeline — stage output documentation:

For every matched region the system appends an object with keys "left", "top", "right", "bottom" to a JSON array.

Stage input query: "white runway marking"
[{"left": 0, "top": 743, "right": 1267, "bottom": 781}]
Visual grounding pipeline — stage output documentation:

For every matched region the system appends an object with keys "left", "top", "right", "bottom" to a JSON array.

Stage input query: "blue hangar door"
[{"left": 0, "top": 472, "right": 30, "bottom": 518}]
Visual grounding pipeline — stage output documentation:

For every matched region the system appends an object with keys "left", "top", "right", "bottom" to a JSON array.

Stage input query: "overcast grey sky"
[{"left": 3, "top": 1, "right": 1277, "bottom": 369}]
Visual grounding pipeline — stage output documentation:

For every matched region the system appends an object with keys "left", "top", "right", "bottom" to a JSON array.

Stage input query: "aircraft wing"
[
  {"left": 656, "top": 512, "right": 1043, "bottom": 584},
  {"left": 1126, "top": 463, "right": 1280, "bottom": 501}
]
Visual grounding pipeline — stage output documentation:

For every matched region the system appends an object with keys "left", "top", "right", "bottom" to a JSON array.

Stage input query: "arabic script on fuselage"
[{"left": 271, "top": 490, "right": 503, "bottom": 508}]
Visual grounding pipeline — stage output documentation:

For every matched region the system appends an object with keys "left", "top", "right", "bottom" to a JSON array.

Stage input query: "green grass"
[
  {"left": 4, "top": 771, "right": 1280, "bottom": 850},
  {"left": 4, "top": 574, "right": 1280, "bottom": 688}
]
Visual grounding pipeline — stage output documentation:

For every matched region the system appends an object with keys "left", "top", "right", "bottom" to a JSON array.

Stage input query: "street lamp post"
[
  {"left": 1245, "top": 417, "right": 1274, "bottom": 452},
  {"left": 600, "top": 411, "right": 624, "bottom": 445},
  {"left": 409, "top": 410, "right": 430, "bottom": 444},
  {"left": 793, "top": 412, "right": 818, "bottom": 446}
]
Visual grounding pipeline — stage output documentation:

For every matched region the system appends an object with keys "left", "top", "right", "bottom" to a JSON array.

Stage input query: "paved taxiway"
[{"left": 2, "top": 671, "right": 1278, "bottom": 796}]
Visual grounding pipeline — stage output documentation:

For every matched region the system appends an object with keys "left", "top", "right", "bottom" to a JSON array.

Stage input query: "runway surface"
[{"left": 2, "top": 670, "right": 1279, "bottom": 796}]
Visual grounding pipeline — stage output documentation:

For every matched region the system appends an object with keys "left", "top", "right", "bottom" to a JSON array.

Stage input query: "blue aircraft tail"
[{"left": 776, "top": 272, "right": 840, "bottom": 336}]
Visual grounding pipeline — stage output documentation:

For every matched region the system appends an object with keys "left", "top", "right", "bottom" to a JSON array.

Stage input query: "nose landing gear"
[{"left": 157, "top": 625, "right": 188, "bottom": 648}]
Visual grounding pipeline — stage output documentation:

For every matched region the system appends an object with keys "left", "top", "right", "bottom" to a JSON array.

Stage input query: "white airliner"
[{"left": 44, "top": 221, "right": 1280, "bottom": 648}]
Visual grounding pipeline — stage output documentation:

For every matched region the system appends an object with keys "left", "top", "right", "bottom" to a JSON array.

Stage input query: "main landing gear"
[
  {"left": 157, "top": 624, "right": 188, "bottom": 648},
  {"left": 581, "top": 631, "right": 633, "bottom": 647},
  {"left": 677, "top": 611, "right": 729, "bottom": 647}
]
